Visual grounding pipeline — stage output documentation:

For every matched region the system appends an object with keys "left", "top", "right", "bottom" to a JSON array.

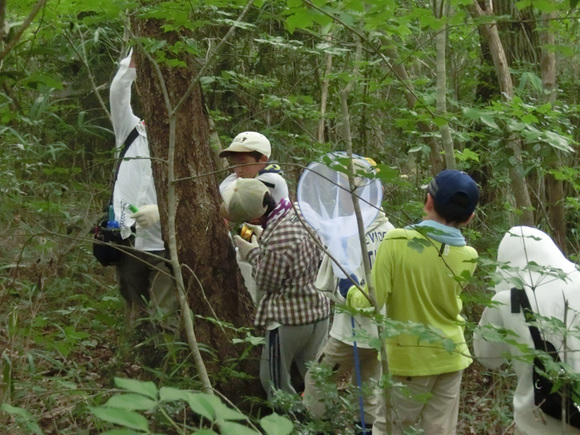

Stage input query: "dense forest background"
[{"left": 1, "top": 0, "right": 579, "bottom": 433}]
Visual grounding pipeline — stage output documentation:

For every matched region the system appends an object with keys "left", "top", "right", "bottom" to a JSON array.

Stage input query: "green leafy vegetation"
[{"left": 2, "top": 0, "right": 580, "bottom": 433}]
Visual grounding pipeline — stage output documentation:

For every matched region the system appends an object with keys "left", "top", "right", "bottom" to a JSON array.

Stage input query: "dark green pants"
[{"left": 115, "top": 248, "right": 178, "bottom": 329}]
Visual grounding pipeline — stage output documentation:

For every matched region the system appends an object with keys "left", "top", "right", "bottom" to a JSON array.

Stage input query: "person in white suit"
[
  {"left": 109, "top": 50, "right": 177, "bottom": 330},
  {"left": 474, "top": 226, "right": 580, "bottom": 434}
]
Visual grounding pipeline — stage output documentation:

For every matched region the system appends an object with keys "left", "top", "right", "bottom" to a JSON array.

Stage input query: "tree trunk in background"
[
  {"left": 434, "top": 0, "right": 456, "bottom": 170},
  {"left": 318, "top": 33, "right": 333, "bottom": 143},
  {"left": 380, "top": 38, "right": 444, "bottom": 175},
  {"left": 0, "top": 0, "right": 5, "bottom": 51},
  {"left": 468, "top": 0, "right": 534, "bottom": 226},
  {"left": 494, "top": 0, "right": 540, "bottom": 67},
  {"left": 540, "top": 11, "right": 567, "bottom": 253},
  {"left": 133, "top": 19, "right": 260, "bottom": 401}
]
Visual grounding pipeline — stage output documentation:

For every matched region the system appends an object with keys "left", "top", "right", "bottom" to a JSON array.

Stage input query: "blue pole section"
[{"left": 351, "top": 315, "right": 367, "bottom": 432}]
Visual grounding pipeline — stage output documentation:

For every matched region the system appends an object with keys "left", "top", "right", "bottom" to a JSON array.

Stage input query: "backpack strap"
[
  {"left": 113, "top": 127, "right": 139, "bottom": 181},
  {"left": 511, "top": 287, "right": 556, "bottom": 356},
  {"left": 107, "top": 126, "right": 139, "bottom": 207}
]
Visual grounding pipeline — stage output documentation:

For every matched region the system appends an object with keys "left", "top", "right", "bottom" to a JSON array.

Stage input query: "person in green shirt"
[{"left": 346, "top": 169, "right": 480, "bottom": 435}]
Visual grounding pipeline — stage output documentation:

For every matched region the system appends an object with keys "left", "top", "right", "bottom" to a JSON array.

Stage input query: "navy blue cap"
[{"left": 427, "top": 170, "right": 479, "bottom": 218}]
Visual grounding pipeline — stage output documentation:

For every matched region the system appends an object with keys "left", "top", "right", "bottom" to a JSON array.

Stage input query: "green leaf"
[
  {"left": 218, "top": 421, "right": 261, "bottom": 435},
  {"left": 407, "top": 237, "right": 431, "bottom": 253},
  {"left": 520, "top": 113, "right": 538, "bottom": 124},
  {"left": 102, "top": 430, "right": 144, "bottom": 435},
  {"left": 105, "top": 393, "right": 158, "bottom": 411},
  {"left": 260, "top": 413, "right": 294, "bottom": 435},
  {"left": 187, "top": 393, "right": 218, "bottom": 420},
  {"left": 114, "top": 378, "right": 158, "bottom": 400},
  {"left": 506, "top": 118, "right": 525, "bottom": 132},
  {"left": 462, "top": 107, "right": 482, "bottom": 120},
  {"left": 159, "top": 386, "right": 191, "bottom": 402},
  {"left": 541, "top": 131, "right": 573, "bottom": 152},
  {"left": 0, "top": 404, "right": 44, "bottom": 435},
  {"left": 285, "top": 10, "right": 314, "bottom": 33},
  {"left": 90, "top": 407, "right": 149, "bottom": 432},
  {"left": 480, "top": 114, "right": 500, "bottom": 131},
  {"left": 432, "top": 116, "right": 448, "bottom": 127},
  {"left": 455, "top": 148, "right": 479, "bottom": 163},
  {"left": 214, "top": 402, "right": 247, "bottom": 421},
  {"left": 375, "top": 165, "right": 400, "bottom": 183}
]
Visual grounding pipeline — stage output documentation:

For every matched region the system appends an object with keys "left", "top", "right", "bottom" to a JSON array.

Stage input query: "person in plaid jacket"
[{"left": 222, "top": 177, "right": 331, "bottom": 402}]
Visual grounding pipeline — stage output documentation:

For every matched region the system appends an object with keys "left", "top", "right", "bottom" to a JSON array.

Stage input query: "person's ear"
[
  {"left": 464, "top": 213, "right": 475, "bottom": 225},
  {"left": 258, "top": 154, "right": 269, "bottom": 163},
  {"left": 424, "top": 193, "right": 435, "bottom": 212}
]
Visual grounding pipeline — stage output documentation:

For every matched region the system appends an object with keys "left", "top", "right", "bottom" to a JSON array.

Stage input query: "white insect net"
[{"left": 297, "top": 152, "right": 383, "bottom": 278}]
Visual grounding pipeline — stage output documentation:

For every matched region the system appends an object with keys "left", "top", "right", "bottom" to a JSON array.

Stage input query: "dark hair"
[
  {"left": 262, "top": 191, "right": 276, "bottom": 216},
  {"left": 250, "top": 151, "right": 266, "bottom": 161},
  {"left": 226, "top": 151, "right": 266, "bottom": 162},
  {"left": 432, "top": 192, "right": 473, "bottom": 224}
]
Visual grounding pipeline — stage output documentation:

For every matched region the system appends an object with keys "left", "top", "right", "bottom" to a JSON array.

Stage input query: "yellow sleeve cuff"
[{"left": 346, "top": 284, "right": 372, "bottom": 309}]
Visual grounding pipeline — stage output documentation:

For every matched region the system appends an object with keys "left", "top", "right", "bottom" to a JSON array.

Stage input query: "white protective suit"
[
  {"left": 315, "top": 210, "right": 393, "bottom": 348},
  {"left": 474, "top": 226, "right": 580, "bottom": 434},
  {"left": 110, "top": 51, "right": 163, "bottom": 252}
]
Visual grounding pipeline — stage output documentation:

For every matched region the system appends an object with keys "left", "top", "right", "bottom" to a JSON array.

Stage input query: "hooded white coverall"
[{"left": 474, "top": 226, "right": 580, "bottom": 435}]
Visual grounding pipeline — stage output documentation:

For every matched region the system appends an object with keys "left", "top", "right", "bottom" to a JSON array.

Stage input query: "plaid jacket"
[{"left": 248, "top": 207, "right": 331, "bottom": 327}]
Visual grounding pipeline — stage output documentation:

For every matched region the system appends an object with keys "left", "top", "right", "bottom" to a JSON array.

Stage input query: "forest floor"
[{"left": 0, "top": 250, "right": 517, "bottom": 434}]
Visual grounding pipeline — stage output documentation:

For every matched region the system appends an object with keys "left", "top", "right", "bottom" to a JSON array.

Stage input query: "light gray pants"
[{"left": 260, "top": 318, "right": 329, "bottom": 401}]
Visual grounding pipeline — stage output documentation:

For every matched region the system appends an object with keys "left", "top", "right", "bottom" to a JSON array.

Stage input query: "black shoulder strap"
[
  {"left": 114, "top": 127, "right": 139, "bottom": 177},
  {"left": 511, "top": 287, "right": 550, "bottom": 353},
  {"left": 108, "top": 126, "right": 139, "bottom": 205}
]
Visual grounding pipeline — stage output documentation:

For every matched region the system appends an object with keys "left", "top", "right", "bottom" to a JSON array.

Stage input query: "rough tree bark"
[
  {"left": 132, "top": 19, "right": 261, "bottom": 400},
  {"left": 468, "top": 0, "right": 534, "bottom": 226},
  {"left": 540, "top": 11, "right": 567, "bottom": 254},
  {"left": 434, "top": 0, "right": 456, "bottom": 170}
]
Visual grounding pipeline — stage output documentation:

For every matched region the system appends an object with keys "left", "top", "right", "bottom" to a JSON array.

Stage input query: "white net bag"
[{"left": 297, "top": 152, "right": 383, "bottom": 278}]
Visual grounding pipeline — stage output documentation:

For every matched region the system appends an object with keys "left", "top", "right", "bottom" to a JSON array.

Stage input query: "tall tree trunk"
[
  {"left": 540, "top": 11, "right": 566, "bottom": 253},
  {"left": 0, "top": 0, "right": 5, "bottom": 51},
  {"left": 318, "top": 33, "right": 333, "bottom": 143},
  {"left": 434, "top": 0, "right": 456, "bottom": 170},
  {"left": 494, "top": 0, "right": 539, "bottom": 67},
  {"left": 468, "top": 0, "right": 534, "bottom": 226},
  {"left": 133, "top": 19, "right": 260, "bottom": 401}
]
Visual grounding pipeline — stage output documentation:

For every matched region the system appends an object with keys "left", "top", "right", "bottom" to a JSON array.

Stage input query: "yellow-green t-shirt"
[{"left": 348, "top": 227, "right": 477, "bottom": 376}]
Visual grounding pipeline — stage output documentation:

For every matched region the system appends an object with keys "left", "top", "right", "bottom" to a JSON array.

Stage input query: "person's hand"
[
  {"left": 120, "top": 48, "right": 134, "bottom": 68},
  {"left": 243, "top": 223, "right": 263, "bottom": 240},
  {"left": 233, "top": 234, "right": 259, "bottom": 260},
  {"left": 338, "top": 274, "right": 359, "bottom": 299},
  {"left": 131, "top": 204, "right": 160, "bottom": 228}
]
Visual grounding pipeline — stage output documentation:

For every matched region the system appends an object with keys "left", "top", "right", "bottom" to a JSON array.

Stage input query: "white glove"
[
  {"left": 131, "top": 204, "right": 160, "bottom": 229},
  {"left": 233, "top": 234, "right": 259, "bottom": 260},
  {"left": 243, "top": 223, "right": 263, "bottom": 240}
]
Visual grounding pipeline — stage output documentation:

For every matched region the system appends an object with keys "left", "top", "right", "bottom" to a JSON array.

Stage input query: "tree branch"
[
  {"left": 0, "top": 0, "right": 46, "bottom": 65},
  {"left": 172, "top": 0, "right": 254, "bottom": 115}
]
